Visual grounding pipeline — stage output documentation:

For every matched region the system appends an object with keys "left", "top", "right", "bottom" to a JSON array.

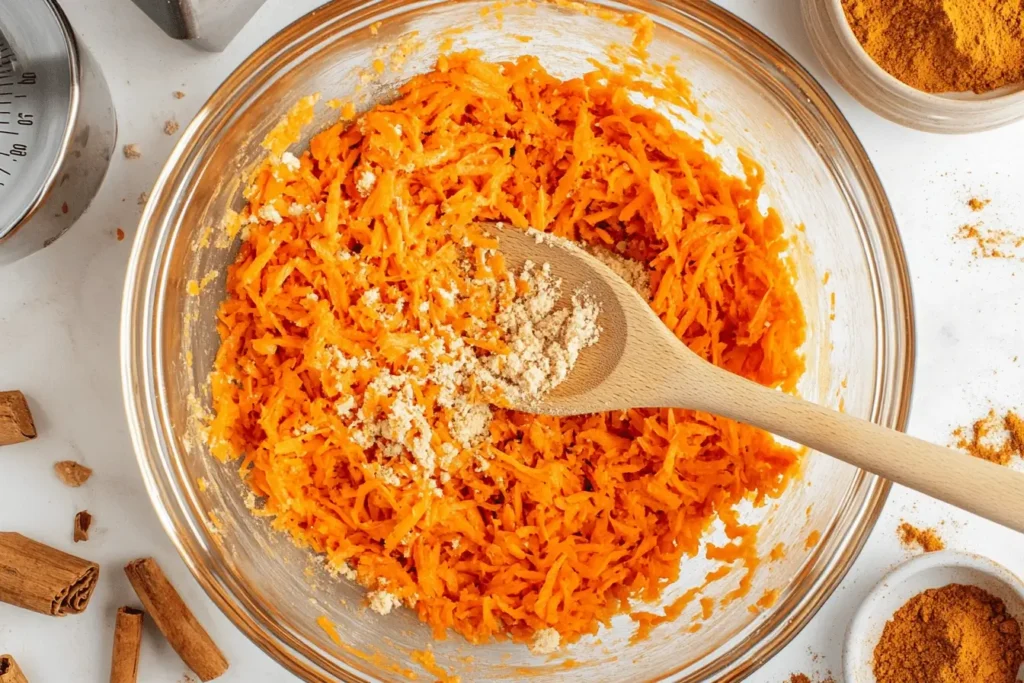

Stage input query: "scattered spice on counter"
[
  {"left": 207, "top": 36, "right": 807, "bottom": 648},
  {"left": 0, "top": 391, "right": 36, "bottom": 447},
  {"left": 788, "top": 675, "right": 834, "bottom": 683},
  {"left": 841, "top": 0, "right": 1024, "bottom": 93},
  {"left": 73, "top": 511, "right": 92, "bottom": 543},
  {"left": 896, "top": 521, "right": 944, "bottom": 552},
  {"left": 873, "top": 584, "right": 1024, "bottom": 683},
  {"left": 955, "top": 222, "right": 1024, "bottom": 260},
  {"left": 953, "top": 409, "right": 1024, "bottom": 466},
  {"left": 164, "top": 119, "right": 180, "bottom": 136},
  {"left": 968, "top": 197, "right": 991, "bottom": 212},
  {"left": 53, "top": 460, "right": 92, "bottom": 487},
  {"left": 123, "top": 144, "right": 142, "bottom": 160}
]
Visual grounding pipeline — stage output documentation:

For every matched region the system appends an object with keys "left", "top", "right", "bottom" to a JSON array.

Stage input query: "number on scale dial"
[{"left": 0, "top": 35, "right": 39, "bottom": 190}]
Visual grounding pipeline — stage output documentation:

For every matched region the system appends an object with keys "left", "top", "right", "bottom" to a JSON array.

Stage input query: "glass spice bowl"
[
  {"left": 121, "top": 0, "right": 915, "bottom": 681},
  {"left": 802, "top": 0, "right": 1024, "bottom": 134}
]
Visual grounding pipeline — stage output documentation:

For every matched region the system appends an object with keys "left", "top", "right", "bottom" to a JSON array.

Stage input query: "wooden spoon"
[{"left": 488, "top": 223, "right": 1024, "bottom": 534}]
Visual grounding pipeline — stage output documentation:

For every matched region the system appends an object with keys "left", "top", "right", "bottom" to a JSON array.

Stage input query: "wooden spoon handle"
[{"left": 685, "top": 363, "right": 1024, "bottom": 534}]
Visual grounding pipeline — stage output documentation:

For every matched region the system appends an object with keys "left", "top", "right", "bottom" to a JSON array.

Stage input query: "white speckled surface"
[{"left": 0, "top": 1, "right": 1021, "bottom": 681}]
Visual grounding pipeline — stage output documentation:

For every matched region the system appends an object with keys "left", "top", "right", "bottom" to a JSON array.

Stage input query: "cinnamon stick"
[
  {"left": 109, "top": 607, "right": 144, "bottom": 683},
  {"left": 0, "top": 391, "right": 36, "bottom": 446},
  {"left": 0, "top": 655, "right": 28, "bottom": 683},
  {"left": 0, "top": 532, "right": 99, "bottom": 616},
  {"left": 124, "top": 558, "right": 228, "bottom": 681}
]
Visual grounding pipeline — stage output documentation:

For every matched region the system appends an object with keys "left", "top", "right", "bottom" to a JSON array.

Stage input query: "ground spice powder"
[
  {"left": 897, "top": 522, "right": 945, "bottom": 552},
  {"left": 953, "top": 409, "right": 1024, "bottom": 465},
  {"left": 842, "top": 0, "right": 1024, "bottom": 93},
  {"left": 873, "top": 584, "right": 1024, "bottom": 683}
]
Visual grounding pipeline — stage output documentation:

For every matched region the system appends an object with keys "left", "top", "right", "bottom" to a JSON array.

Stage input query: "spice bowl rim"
[
  {"left": 803, "top": 0, "right": 1024, "bottom": 133},
  {"left": 843, "top": 550, "right": 1024, "bottom": 682}
]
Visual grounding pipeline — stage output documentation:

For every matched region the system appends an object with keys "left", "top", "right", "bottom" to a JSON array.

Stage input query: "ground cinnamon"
[
  {"left": 842, "top": 0, "right": 1024, "bottom": 93},
  {"left": 873, "top": 583, "right": 1024, "bottom": 683}
]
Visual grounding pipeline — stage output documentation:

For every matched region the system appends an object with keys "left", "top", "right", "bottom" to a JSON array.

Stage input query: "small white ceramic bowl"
[
  {"left": 845, "top": 551, "right": 1024, "bottom": 682},
  {"left": 802, "top": 0, "right": 1024, "bottom": 133}
]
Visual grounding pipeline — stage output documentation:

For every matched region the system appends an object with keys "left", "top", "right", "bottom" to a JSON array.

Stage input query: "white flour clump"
[
  {"left": 367, "top": 589, "right": 403, "bottom": 615},
  {"left": 587, "top": 246, "right": 651, "bottom": 299},
  {"left": 529, "top": 627, "right": 561, "bottom": 654},
  {"left": 479, "top": 260, "right": 601, "bottom": 404}
]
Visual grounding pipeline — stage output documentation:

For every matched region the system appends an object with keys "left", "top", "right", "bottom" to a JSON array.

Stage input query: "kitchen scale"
[{"left": 0, "top": 0, "right": 115, "bottom": 265}]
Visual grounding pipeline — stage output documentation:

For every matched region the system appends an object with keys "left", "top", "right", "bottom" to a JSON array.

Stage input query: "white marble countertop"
[{"left": 1, "top": 1, "right": 1022, "bottom": 681}]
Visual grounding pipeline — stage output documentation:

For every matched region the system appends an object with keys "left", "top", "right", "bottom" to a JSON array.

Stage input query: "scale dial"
[{"left": 0, "top": 1, "right": 115, "bottom": 263}]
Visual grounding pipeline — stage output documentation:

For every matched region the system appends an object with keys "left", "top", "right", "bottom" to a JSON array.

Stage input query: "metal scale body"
[{"left": 0, "top": 0, "right": 116, "bottom": 264}]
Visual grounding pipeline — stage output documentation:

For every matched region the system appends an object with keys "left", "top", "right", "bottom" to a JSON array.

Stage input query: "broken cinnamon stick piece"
[
  {"left": 0, "top": 391, "right": 36, "bottom": 446},
  {"left": 0, "top": 655, "right": 28, "bottom": 683},
  {"left": 0, "top": 532, "right": 99, "bottom": 616},
  {"left": 109, "top": 607, "right": 144, "bottom": 683},
  {"left": 73, "top": 511, "right": 92, "bottom": 542},
  {"left": 54, "top": 460, "right": 92, "bottom": 487},
  {"left": 124, "top": 558, "right": 228, "bottom": 681}
]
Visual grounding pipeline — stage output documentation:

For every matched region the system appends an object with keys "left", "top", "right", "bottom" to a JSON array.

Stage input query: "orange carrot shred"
[{"left": 210, "top": 34, "right": 806, "bottom": 650}]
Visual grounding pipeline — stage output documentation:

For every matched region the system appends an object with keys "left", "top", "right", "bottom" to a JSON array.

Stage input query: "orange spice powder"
[
  {"left": 953, "top": 409, "right": 1024, "bottom": 466},
  {"left": 897, "top": 522, "right": 945, "bottom": 552}
]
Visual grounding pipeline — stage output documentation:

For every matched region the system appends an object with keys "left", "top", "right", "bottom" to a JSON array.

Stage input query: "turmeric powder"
[
  {"left": 873, "top": 584, "right": 1024, "bottom": 683},
  {"left": 842, "top": 0, "right": 1024, "bottom": 93}
]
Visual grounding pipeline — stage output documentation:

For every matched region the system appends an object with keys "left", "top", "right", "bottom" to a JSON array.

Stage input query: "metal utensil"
[
  {"left": 0, "top": 0, "right": 116, "bottom": 265},
  {"left": 129, "top": 0, "right": 268, "bottom": 51}
]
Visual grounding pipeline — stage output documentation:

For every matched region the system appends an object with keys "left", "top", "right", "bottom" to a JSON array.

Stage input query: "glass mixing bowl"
[{"left": 121, "top": 1, "right": 914, "bottom": 680}]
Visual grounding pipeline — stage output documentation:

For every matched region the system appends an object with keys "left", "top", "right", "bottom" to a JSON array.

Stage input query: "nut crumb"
[
  {"left": 137, "top": 191, "right": 149, "bottom": 206},
  {"left": 73, "top": 510, "right": 92, "bottom": 542},
  {"left": 172, "top": 90, "right": 186, "bottom": 99},
  {"left": 367, "top": 589, "right": 402, "bottom": 615},
  {"left": 116, "top": 228, "right": 125, "bottom": 242},
  {"left": 123, "top": 144, "right": 142, "bottom": 159},
  {"left": 164, "top": 119, "right": 180, "bottom": 135},
  {"left": 54, "top": 460, "right": 92, "bottom": 487},
  {"left": 356, "top": 169, "right": 377, "bottom": 197}
]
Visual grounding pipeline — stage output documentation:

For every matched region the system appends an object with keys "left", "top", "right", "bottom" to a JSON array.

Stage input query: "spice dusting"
[
  {"left": 207, "top": 32, "right": 807, "bottom": 648},
  {"left": 873, "top": 584, "right": 1024, "bottom": 683},
  {"left": 953, "top": 409, "right": 1024, "bottom": 466},
  {"left": 896, "top": 521, "right": 945, "bottom": 552},
  {"left": 968, "top": 197, "right": 991, "bottom": 212},
  {"left": 955, "top": 223, "right": 1024, "bottom": 261}
]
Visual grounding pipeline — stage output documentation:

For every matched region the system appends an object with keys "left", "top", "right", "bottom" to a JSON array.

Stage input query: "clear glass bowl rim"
[{"left": 120, "top": 1, "right": 916, "bottom": 680}]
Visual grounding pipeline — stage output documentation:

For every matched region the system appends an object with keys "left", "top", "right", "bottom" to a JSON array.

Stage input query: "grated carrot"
[{"left": 209, "top": 36, "right": 806, "bottom": 649}]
